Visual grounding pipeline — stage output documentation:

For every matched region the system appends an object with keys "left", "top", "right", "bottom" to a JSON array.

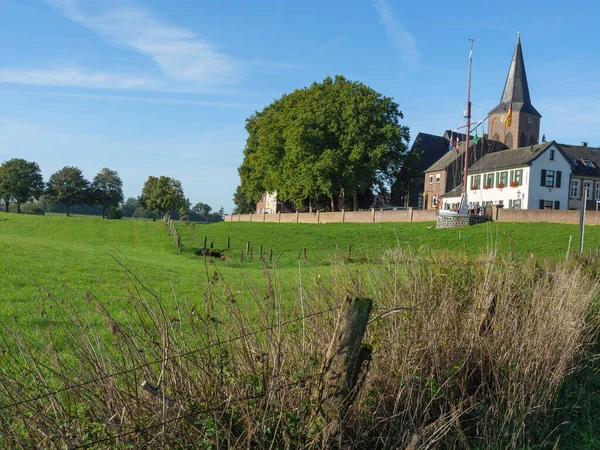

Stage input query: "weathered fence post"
[
  {"left": 204, "top": 237, "right": 207, "bottom": 248},
  {"left": 227, "top": 236, "right": 230, "bottom": 249},
  {"left": 316, "top": 296, "right": 373, "bottom": 441},
  {"left": 240, "top": 251, "right": 244, "bottom": 263},
  {"left": 269, "top": 249, "right": 273, "bottom": 263},
  {"left": 246, "top": 241, "right": 250, "bottom": 255},
  {"left": 348, "top": 245, "right": 352, "bottom": 260},
  {"left": 177, "top": 236, "right": 181, "bottom": 253}
]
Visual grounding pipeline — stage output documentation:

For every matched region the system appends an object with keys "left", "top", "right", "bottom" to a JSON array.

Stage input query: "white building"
[{"left": 463, "top": 141, "right": 570, "bottom": 210}]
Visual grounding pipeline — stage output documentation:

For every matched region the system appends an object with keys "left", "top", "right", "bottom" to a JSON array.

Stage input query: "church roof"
[
  {"left": 468, "top": 141, "right": 554, "bottom": 173},
  {"left": 489, "top": 35, "right": 541, "bottom": 117},
  {"left": 408, "top": 132, "right": 452, "bottom": 174}
]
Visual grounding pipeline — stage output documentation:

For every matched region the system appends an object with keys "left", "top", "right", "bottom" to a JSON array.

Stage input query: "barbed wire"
[
  {"left": 69, "top": 371, "right": 320, "bottom": 449},
  {"left": 0, "top": 306, "right": 336, "bottom": 412}
]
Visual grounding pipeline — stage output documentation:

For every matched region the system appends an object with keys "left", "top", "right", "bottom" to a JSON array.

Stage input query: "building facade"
[{"left": 465, "top": 142, "right": 570, "bottom": 210}]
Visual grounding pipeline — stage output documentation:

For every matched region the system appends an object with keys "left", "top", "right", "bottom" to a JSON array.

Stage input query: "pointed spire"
[{"left": 490, "top": 33, "right": 541, "bottom": 117}]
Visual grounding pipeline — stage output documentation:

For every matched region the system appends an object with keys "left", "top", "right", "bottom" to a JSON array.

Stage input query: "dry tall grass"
[{"left": 0, "top": 249, "right": 598, "bottom": 449}]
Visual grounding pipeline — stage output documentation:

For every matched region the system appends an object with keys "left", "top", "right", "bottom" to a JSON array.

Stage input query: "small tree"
[
  {"left": 92, "top": 168, "right": 124, "bottom": 218},
  {"left": 139, "top": 176, "right": 186, "bottom": 219},
  {"left": 0, "top": 159, "right": 44, "bottom": 213},
  {"left": 46, "top": 166, "right": 90, "bottom": 217}
]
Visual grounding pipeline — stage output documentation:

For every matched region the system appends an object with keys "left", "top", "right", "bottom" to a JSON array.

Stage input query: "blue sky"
[{"left": 1, "top": 0, "right": 599, "bottom": 213}]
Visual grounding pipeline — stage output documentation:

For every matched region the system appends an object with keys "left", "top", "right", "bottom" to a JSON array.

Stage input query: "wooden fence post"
[
  {"left": 316, "top": 296, "right": 373, "bottom": 440},
  {"left": 227, "top": 236, "right": 230, "bottom": 248},
  {"left": 246, "top": 241, "right": 250, "bottom": 254}
]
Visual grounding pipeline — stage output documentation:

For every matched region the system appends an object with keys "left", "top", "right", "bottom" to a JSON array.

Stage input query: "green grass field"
[
  {"left": 2, "top": 211, "right": 600, "bottom": 337},
  {"left": 2, "top": 212, "right": 600, "bottom": 448}
]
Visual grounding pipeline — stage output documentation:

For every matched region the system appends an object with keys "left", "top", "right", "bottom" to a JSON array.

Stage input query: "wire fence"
[{"left": 0, "top": 306, "right": 336, "bottom": 413}]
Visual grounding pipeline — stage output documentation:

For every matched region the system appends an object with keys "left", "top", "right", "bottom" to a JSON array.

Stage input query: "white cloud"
[
  {"left": 372, "top": 0, "right": 419, "bottom": 69},
  {"left": 46, "top": 0, "right": 240, "bottom": 85},
  {"left": 0, "top": 67, "right": 158, "bottom": 90}
]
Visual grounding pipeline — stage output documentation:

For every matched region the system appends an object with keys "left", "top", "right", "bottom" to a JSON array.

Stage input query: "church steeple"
[
  {"left": 495, "top": 33, "right": 540, "bottom": 116},
  {"left": 488, "top": 33, "right": 541, "bottom": 148}
]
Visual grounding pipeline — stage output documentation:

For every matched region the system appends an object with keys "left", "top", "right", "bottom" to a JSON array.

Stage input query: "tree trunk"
[
  {"left": 330, "top": 196, "right": 335, "bottom": 212},
  {"left": 4, "top": 201, "right": 8, "bottom": 212},
  {"left": 66, "top": 204, "right": 71, "bottom": 217},
  {"left": 353, "top": 190, "right": 359, "bottom": 211},
  {"left": 17, "top": 203, "right": 21, "bottom": 214},
  {"left": 102, "top": 205, "right": 106, "bottom": 219}
]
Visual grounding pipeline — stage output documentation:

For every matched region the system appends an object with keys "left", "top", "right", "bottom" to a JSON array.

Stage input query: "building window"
[
  {"left": 549, "top": 149, "right": 555, "bottom": 160},
  {"left": 544, "top": 200, "right": 554, "bottom": 209},
  {"left": 472, "top": 174, "right": 481, "bottom": 189},
  {"left": 596, "top": 183, "right": 600, "bottom": 200},
  {"left": 506, "top": 132, "right": 513, "bottom": 148},
  {"left": 429, "top": 175, "right": 433, "bottom": 184},
  {"left": 570, "top": 180, "right": 580, "bottom": 198},
  {"left": 584, "top": 181, "right": 593, "bottom": 199},
  {"left": 432, "top": 196, "right": 438, "bottom": 206},
  {"left": 484, "top": 172, "right": 494, "bottom": 188},
  {"left": 584, "top": 160, "right": 595, "bottom": 168},
  {"left": 436, "top": 174, "right": 440, "bottom": 184},
  {"left": 500, "top": 171, "right": 508, "bottom": 186},
  {"left": 515, "top": 169, "right": 523, "bottom": 185},
  {"left": 545, "top": 170, "right": 555, "bottom": 187}
]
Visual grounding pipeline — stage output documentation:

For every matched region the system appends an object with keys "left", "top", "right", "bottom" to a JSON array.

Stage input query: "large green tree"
[
  {"left": 0, "top": 159, "right": 44, "bottom": 213},
  {"left": 232, "top": 185, "right": 256, "bottom": 214},
  {"left": 92, "top": 168, "right": 124, "bottom": 218},
  {"left": 46, "top": 166, "right": 90, "bottom": 216},
  {"left": 238, "top": 75, "right": 410, "bottom": 211},
  {"left": 139, "top": 176, "right": 186, "bottom": 219}
]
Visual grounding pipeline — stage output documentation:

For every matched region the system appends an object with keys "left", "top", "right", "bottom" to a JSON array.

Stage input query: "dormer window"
[
  {"left": 571, "top": 159, "right": 579, "bottom": 166},
  {"left": 549, "top": 149, "right": 555, "bottom": 160},
  {"left": 584, "top": 160, "right": 595, "bottom": 168}
]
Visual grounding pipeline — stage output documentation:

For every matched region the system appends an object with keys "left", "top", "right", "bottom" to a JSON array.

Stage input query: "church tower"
[{"left": 488, "top": 33, "right": 541, "bottom": 149}]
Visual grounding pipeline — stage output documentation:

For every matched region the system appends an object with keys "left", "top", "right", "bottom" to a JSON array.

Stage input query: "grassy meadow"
[{"left": 2, "top": 212, "right": 600, "bottom": 448}]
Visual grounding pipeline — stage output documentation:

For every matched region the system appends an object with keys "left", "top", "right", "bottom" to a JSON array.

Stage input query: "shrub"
[{"left": 106, "top": 208, "right": 123, "bottom": 220}]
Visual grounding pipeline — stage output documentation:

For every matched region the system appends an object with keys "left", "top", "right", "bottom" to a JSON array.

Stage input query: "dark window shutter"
[
  {"left": 541, "top": 169, "right": 547, "bottom": 187},
  {"left": 509, "top": 199, "right": 513, "bottom": 208},
  {"left": 539, "top": 199, "right": 544, "bottom": 209},
  {"left": 554, "top": 200, "right": 560, "bottom": 210},
  {"left": 556, "top": 171, "right": 561, "bottom": 188}
]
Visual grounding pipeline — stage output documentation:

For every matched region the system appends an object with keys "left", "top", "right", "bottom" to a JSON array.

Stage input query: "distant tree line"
[{"left": 0, "top": 159, "right": 223, "bottom": 223}]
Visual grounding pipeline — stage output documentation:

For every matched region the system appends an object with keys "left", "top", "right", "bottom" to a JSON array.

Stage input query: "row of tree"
[
  {"left": 0, "top": 159, "right": 223, "bottom": 222},
  {"left": 0, "top": 161, "right": 123, "bottom": 217},
  {"left": 236, "top": 75, "right": 411, "bottom": 212}
]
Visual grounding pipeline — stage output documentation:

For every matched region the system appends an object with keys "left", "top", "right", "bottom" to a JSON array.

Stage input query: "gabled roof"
[
  {"left": 408, "top": 132, "right": 452, "bottom": 173},
  {"left": 425, "top": 136, "right": 506, "bottom": 172},
  {"left": 468, "top": 141, "right": 555, "bottom": 173},
  {"left": 560, "top": 144, "right": 600, "bottom": 179},
  {"left": 439, "top": 184, "right": 463, "bottom": 199},
  {"left": 488, "top": 35, "right": 541, "bottom": 117}
]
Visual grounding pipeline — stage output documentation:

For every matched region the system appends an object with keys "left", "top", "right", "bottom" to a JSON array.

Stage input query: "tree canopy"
[
  {"left": 46, "top": 166, "right": 90, "bottom": 216},
  {"left": 140, "top": 176, "right": 186, "bottom": 219},
  {"left": 92, "top": 168, "right": 124, "bottom": 218},
  {"left": 238, "top": 75, "right": 410, "bottom": 211},
  {"left": 0, "top": 159, "right": 44, "bottom": 213}
]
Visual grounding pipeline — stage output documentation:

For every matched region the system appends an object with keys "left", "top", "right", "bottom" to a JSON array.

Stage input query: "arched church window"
[
  {"left": 529, "top": 135, "right": 535, "bottom": 146},
  {"left": 492, "top": 133, "right": 500, "bottom": 142},
  {"left": 505, "top": 132, "right": 513, "bottom": 148},
  {"left": 519, "top": 133, "right": 527, "bottom": 147}
]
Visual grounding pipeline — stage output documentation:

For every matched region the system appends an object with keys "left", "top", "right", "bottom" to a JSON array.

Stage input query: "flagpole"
[{"left": 463, "top": 39, "right": 474, "bottom": 206}]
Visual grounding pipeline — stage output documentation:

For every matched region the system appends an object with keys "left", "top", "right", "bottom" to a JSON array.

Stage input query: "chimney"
[{"left": 582, "top": 141, "right": 588, "bottom": 147}]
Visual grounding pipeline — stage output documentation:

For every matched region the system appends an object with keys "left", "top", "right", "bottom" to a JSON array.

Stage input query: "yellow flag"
[{"left": 506, "top": 102, "right": 513, "bottom": 127}]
